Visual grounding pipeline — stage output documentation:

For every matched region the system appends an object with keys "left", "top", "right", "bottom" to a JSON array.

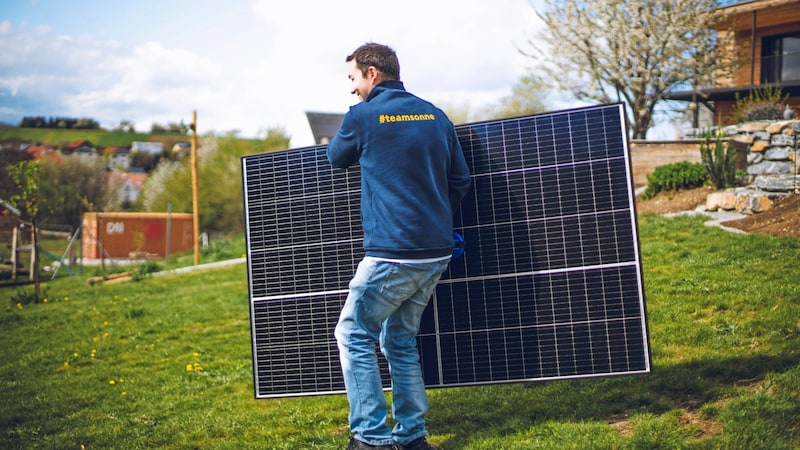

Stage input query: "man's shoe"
[
  {"left": 395, "top": 437, "right": 438, "bottom": 450},
  {"left": 346, "top": 436, "right": 394, "bottom": 450}
]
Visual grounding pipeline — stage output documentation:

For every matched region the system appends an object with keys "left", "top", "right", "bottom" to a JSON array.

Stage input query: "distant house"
[
  {"left": 306, "top": 111, "right": 344, "bottom": 144},
  {"left": 105, "top": 146, "right": 131, "bottom": 170},
  {"left": 25, "top": 145, "right": 63, "bottom": 162},
  {"left": 130, "top": 141, "right": 164, "bottom": 155},
  {"left": 0, "top": 137, "right": 31, "bottom": 151},
  {"left": 172, "top": 142, "right": 191, "bottom": 159},
  {"left": 63, "top": 139, "right": 97, "bottom": 157},
  {"left": 666, "top": 0, "right": 800, "bottom": 125},
  {"left": 109, "top": 170, "right": 148, "bottom": 204},
  {"left": 172, "top": 141, "right": 191, "bottom": 153}
]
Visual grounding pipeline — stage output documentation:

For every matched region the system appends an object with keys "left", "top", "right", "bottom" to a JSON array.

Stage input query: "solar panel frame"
[{"left": 243, "top": 103, "right": 651, "bottom": 399}]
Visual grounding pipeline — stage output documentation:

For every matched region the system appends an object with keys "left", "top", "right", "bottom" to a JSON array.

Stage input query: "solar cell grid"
[{"left": 243, "top": 103, "right": 650, "bottom": 398}]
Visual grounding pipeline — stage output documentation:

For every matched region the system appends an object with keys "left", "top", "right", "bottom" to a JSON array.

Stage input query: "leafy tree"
[
  {"left": 0, "top": 148, "right": 33, "bottom": 200},
  {"left": 150, "top": 121, "right": 189, "bottom": 135},
  {"left": 167, "top": 121, "right": 190, "bottom": 135},
  {"left": 129, "top": 150, "right": 160, "bottom": 171},
  {"left": 440, "top": 101, "right": 472, "bottom": 125},
  {"left": 139, "top": 128, "right": 291, "bottom": 235},
  {"left": 39, "top": 157, "right": 113, "bottom": 230},
  {"left": 441, "top": 75, "right": 550, "bottom": 124},
  {"left": 112, "top": 120, "right": 136, "bottom": 133},
  {"left": 529, "top": 0, "right": 735, "bottom": 139},
  {"left": 6, "top": 160, "right": 43, "bottom": 299},
  {"left": 480, "top": 74, "right": 550, "bottom": 120}
]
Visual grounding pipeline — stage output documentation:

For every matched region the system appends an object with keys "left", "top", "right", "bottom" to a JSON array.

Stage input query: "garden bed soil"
[{"left": 636, "top": 187, "right": 800, "bottom": 239}]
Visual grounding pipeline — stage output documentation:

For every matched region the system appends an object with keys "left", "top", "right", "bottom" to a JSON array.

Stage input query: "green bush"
[
  {"left": 201, "top": 238, "right": 235, "bottom": 261},
  {"left": 131, "top": 261, "right": 161, "bottom": 282},
  {"left": 700, "top": 132, "right": 737, "bottom": 189},
  {"left": 9, "top": 286, "right": 49, "bottom": 305},
  {"left": 642, "top": 161, "right": 708, "bottom": 199}
]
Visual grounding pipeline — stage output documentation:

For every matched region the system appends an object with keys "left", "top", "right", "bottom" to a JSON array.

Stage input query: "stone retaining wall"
[{"left": 705, "top": 120, "right": 800, "bottom": 214}]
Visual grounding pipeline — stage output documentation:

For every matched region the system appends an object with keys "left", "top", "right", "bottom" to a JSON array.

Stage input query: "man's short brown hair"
[{"left": 346, "top": 42, "right": 400, "bottom": 81}]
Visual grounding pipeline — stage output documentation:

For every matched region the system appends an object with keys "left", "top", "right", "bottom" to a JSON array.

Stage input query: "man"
[{"left": 327, "top": 43, "right": 471, "bottom": 450}]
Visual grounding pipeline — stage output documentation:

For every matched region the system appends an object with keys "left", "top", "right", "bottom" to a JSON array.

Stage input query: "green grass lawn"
[{"left": 1, "top": 215, "right": 799, "bottom": 449}]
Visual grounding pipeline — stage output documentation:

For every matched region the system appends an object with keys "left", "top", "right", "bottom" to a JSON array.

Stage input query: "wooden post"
[
  {"left": 11, "top": 226, "right": 18, "bottom": 280},
  {"left": 191, "top": 110, "right": 200, "bottom": 266}
]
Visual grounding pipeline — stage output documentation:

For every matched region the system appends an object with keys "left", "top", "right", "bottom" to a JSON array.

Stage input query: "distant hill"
[{"left": 0, "top": 127, "right": 189, "bottom": 150}]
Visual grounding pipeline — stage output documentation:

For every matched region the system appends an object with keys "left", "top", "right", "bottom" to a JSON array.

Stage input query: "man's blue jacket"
[{"left": 327, "top": 80, "right": 472, "bottom": 259}]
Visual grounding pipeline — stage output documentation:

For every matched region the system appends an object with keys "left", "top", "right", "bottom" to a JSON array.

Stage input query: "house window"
[{"left": 762, "top": 33, "right": 800, "bottom": 83}]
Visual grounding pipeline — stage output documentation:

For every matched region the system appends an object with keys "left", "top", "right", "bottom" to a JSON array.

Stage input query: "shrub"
[
  {"left": 10, "top": 286, "right": 49, "bottom": 305},
  {"left": 201, "top": 238, "right": 235, "bottom": 261},
  {"left": 131, "top": 261, "right": 161, "bottom": 282},
  {"left": 732, "top": 85, "right": 790, "bottom": 123},
  {"left": 740, "top": 102, "right": 784, "bottom": 121},
  {"left": 642, "top": 161, "right": 708, "bottom": 199},
  {"left": 700, "top": 132, "right": 737, "bottom": 189}
]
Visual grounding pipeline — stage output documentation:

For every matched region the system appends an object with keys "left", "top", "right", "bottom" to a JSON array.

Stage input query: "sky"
[{"left": 0, "top": 0, "right": 559, "bottom": 148}]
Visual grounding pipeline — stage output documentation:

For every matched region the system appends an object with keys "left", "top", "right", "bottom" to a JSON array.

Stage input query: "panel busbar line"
[{"left": 243, "top": 103, "right": 651, "bottom": 399}]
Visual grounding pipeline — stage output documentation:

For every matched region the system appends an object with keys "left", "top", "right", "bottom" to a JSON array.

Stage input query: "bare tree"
[{"left": 529, "top": 0, "right": 735, "bottom": 139}]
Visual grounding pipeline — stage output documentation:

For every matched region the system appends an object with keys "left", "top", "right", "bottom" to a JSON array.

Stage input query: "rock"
[
  {"left": 724, "top": 125, "right": 740, "bottom": 135},
  {"left": 771, "top": 133, "right": 795, "bottom": 146},
  {"left": 749, "top": 195, "right": 773, "bottom": 213},
  {"left": 756, "top": 175, "right": 800, "bottom": 191},
  {"left": 766, "top": 121, "right": 790, "bottom": 134},
  {"left": 764, "top": 146, "right": 792, "bottom": 160},
  {"left": 748, "top": 152, "right": 764, "bottom": 164},
  {"left": 706, "top": 192, "right": 723, "bottom": 211},
  {"left": 720, "top": 191, "right": 737, "bottom": 210},
  {"left": 732, "top": 134, "right": 755, "bottom": 145},
  {"left": 748, "top": 161, "right": 794, "bottom": 175},
  {"left": 750, "top": 141, "right": 769, "bottom": 152},
  {"left": 738, "top": 122, "right": 770, "bottom": 132}
]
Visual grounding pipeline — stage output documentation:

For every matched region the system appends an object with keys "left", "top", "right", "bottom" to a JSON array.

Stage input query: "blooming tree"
[{"left": 530, "top": 0, "right": 735, "bottom": 139}]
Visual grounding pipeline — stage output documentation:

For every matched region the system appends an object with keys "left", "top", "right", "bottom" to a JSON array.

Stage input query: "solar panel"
[{"left": 242, "top": 103, "right": 651, "bottom": 399}]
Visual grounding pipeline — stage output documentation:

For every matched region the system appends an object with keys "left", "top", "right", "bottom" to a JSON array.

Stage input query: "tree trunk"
[{"left": 31, "top": 220, "right": 41, "bottom": 301}]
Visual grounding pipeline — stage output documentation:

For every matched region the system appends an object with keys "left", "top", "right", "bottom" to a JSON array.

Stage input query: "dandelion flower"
[
  {"left": 64, "top": 296, "right": 69, "bottom": 302},
  {"left": 193, "top": 352, "right": 200, "bottom": 357},
  {"left": 186, "top": 364, "right": 194, "bottom": 372},
  {"left": 109, "top": 380, "right": 116, "bottom": 385},
  {"left": 43, "top": 298, "right": 48, "bottom": 303}
]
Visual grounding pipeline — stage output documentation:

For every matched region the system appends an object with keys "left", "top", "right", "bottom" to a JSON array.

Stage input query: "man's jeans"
[{"left": 335, "top": 256, "right": 449, "bottom": 447}]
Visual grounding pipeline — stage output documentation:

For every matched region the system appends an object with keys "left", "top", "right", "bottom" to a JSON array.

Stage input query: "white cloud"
[{"left": 0, "top": 0, "right": 546, "bottom": 146}]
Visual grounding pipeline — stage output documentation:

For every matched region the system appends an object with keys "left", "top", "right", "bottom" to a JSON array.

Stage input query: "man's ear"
[{"left": 367, "top": 66, "right": 382, "bottom": 85}]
